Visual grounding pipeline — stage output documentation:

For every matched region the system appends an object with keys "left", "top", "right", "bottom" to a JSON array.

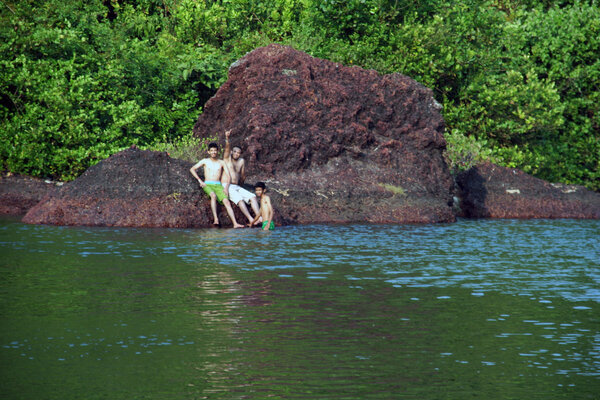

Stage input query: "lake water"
[{"left": 0, "top": 216, "right": 598, "bottom": 399}]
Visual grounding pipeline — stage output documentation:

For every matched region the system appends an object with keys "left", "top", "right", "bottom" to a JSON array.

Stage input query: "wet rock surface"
[
  {"left": 0, "top": 173, "right": 60, "bottom": 215},
  {"left": 22, "top": 147, "right": 272, "bottom": 228},
  {"left": 456, "top": 163, "right": 600, "bottom": 219},
  {"left": 12, "top": 156, "right": 600, "bottom": 227},
  {"left": 193, "top": 44, "right": 455, "bottom": 224}
]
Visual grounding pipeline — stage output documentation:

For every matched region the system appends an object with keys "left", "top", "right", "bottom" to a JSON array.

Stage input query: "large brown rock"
[
  {"left": 456, "top": 163, "right": 600, "bottom": 219},
  {"left": 0, "top": 173, "right": 60, "bottom": 215},
  {"left": 22, "top": 147, "right": 274, "bottom": 228},
  {"left": 193, "top": 44, "right": 455, "bottom": 224}
]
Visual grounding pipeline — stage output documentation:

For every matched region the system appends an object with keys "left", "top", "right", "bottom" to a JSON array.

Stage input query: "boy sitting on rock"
[{"left": 190, "top": 143, "right": 244, "bottom": 228}]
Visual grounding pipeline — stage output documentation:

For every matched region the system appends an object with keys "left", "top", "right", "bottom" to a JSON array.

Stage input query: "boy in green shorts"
[
  {"left": 250, "top": 182, "right": 274, "bottom": 230},
  {"left": 190, "top": 143, "right": 244, "bottom": 228}
]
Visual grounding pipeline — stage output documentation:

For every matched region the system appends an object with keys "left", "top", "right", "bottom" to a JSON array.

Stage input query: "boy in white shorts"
[{"left": 221, "top": 129, "right": 261, "bottom": 224}]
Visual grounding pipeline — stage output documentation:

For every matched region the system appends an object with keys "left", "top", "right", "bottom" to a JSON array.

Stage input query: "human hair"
[
  {"left": 255, "top": 182, "right": 266, "bottom": 190},
  {"left": 208, "top": 142, "right": 218, "bottom": 150}
]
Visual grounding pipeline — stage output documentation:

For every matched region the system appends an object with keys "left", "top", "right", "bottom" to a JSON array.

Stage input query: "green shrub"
[
  {"left": 1, "top": 0, "right": 598, "bottom": 191},
  {"left": 142, "top": 134, "right": 217, "bottom": 163},
  {"left": 0, "top": 0, "right": 202, "bottom": 180},
  {"left": 444, "top": 129, "right": 496, "bottom": 173}
]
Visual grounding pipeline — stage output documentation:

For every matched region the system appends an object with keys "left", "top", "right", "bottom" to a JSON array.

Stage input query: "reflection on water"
[{"left": 0, "top": 218, "right": 598, "bottom": 399}]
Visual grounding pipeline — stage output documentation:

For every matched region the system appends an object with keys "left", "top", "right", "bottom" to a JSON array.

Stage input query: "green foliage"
[
  {"left": 378, "top": 183, "right": 407, "bottom": 196},
  {"left": 142, "top": 134, "right": 217, "bottom": 163},
  {"left": 1, "top": 0, "right": 598, "bottom": 191},
  {"left": 502, "top": 1, "right": 600, "bottom": 190},
  {"left": 444, "top": 129, "right": 496, "bottom": 173},
  {"left": 0, "top": 0, "right": 202, "bottom": 180}
]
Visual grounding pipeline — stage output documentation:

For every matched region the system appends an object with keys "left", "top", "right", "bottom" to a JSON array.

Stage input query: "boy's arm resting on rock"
[
  {"left": 190, "top": 160, "right": 206, "bottom": 187},
  {"left": 220, "top": 160, "right": 232, "bottom": 195},
  {"left": 220, "top": 171, "right": 231, "bottom": 194}
]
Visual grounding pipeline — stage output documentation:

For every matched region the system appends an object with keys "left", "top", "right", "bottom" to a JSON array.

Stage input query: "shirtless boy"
[
  {"left": 250, "top": 182, "right": 274, "bottom": 231},
  {"left": 190, "top": 143, "right": 244, "bottom": 228},
  {"left": 222, "top": 129, "right": 261, "bottom": 224}
]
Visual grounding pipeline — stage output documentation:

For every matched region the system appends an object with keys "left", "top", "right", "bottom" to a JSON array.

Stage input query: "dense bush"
[
  {"left": 444, "top": 1, "right": 599, "bottom": 188},
  {"left": 1, "top": 0, "right": 598, "bottom": 190},
  {"left": 0, "top": 0, "right": 204, "bottom": 179}
]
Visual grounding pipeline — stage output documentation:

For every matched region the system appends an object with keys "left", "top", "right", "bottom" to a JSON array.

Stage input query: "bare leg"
[
  {"left": 250, "top": 197, "right": 260, "bottom": 216},
  {"left": 237, "top": 200, "right": 253, "bottom": 224},
  {"left": 223, "top": 199, "right": 244, "bottom": 228},
  {"left": 210, "top": 193, "right": 219, "bottom": 225}
]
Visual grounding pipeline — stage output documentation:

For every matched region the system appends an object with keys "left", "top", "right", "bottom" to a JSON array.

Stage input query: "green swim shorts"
[
  {"left": 203, "top": 183, "right": 228, "bottom": 203},
  {"left": 262, "top": 220, "right": 275, "bottom": 230}
]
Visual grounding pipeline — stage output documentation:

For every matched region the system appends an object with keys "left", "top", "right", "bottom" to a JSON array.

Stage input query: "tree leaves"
[{"left": 1, "top": 0, "right": 598, "bottom": 190}]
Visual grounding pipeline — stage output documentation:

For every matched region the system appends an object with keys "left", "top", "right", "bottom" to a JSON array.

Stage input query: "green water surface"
[{"left": 1, "top": 218, "right": 598, "bottom": 399}]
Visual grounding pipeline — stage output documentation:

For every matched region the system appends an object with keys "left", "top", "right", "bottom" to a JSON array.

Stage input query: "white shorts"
[{"left": 228, "top": 184, "right": 256, "bottom": 205}]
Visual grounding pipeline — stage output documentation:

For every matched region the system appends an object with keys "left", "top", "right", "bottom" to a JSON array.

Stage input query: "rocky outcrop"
[
  {"left": 16, "top": 154, "right": 600, "bottom": 228},
  {"left": 22, "top": 147, "right": 278, "bottom": 228},
  {"left": 0, "top": 173, "right": 61, "bottom": 215},
  {"left": 193, "top": 44, "right": 455, "bottom": 224},
  {"left": 456, "top": 163, "right": 600, "bottom": 219},
  {"left": 19, "top": 45, "right": 597, "bottom": 228}
]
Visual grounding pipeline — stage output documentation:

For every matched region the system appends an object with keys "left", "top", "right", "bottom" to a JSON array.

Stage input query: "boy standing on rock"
[
  {"left": 222, "top": 129, "right": 261, "bottom": 225},
  {"left": 250, "top": 182, "right": 274, "bottom": 230},
  {"left": 190, "top": 143, "right": 244, "bottom": 228}
]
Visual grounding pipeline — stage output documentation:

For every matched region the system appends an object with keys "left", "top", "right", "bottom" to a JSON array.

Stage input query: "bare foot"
[{"left": 233, "top": 223, "right": 245, "bottom": 229}]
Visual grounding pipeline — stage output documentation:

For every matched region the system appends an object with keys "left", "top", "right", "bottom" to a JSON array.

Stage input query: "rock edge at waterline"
[
  {"left": 0, "top": 173, "right": 61, "bottom": 216},
  {"left": 21, "top": 147, "right": 279, "bottom": 228},
  {"left": 455, "top": 163, "right": 600, "bottom": 219},
  {"left": 10, "top": 151, "right": 600, "bottom": 227}
]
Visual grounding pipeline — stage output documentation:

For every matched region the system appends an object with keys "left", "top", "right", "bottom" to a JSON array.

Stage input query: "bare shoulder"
[{"left": 193, "top": 158, "right": 208, "bottom": 167}]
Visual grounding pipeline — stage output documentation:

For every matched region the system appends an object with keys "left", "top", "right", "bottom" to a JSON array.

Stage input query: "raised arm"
[{"left": 223, "top": 129, "right": 232, "bottom": 160}]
